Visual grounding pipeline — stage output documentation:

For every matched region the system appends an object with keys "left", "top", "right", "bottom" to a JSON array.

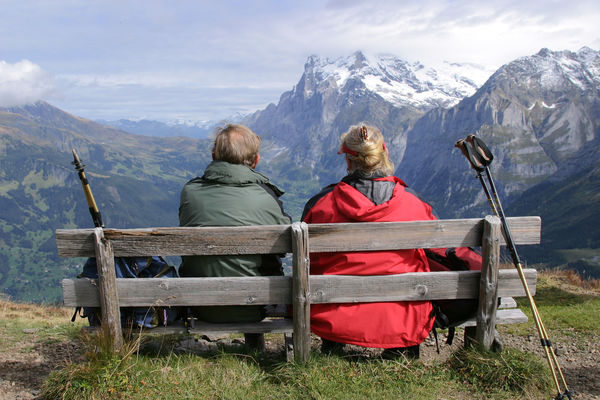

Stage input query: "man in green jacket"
[{"left": 179, "top": 123, "right": 291, "bottom": 351}]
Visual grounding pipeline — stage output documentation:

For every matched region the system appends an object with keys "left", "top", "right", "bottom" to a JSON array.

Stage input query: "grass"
[
  {"left": 447, "top": 347, "right": 552, "bottom": 397},
  {"left": 0, "top": 296, "right": 84, "bottom": 351},
  {"left": 504, "top": 269, "right": 600, "bottom": 338},
  {"left": 39, "top": 333, "right": 555, "bottom": 400},
  {"left": 7, "top": 269, "right": 598, "bottom": 399},
  {"left": 41, "top": 342, "right": 466, "bottom": 400}
]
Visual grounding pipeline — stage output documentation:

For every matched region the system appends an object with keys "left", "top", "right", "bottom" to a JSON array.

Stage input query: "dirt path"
[{"left": 0, "top": 332, "right": 83, "bottom": 400}]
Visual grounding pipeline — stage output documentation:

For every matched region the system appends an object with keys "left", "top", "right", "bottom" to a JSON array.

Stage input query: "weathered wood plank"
[
  {"left": 308, "top": 269, "right": 536, "bottom": 304},
  {"left": 188, "top": 319, "right": 292, "bottom": 334},
  {"left": 476, "top": 215, "right": 501, "bottom": 350},
  {"left": 499, "top": 297, "right": 517, "bottom": 309},
  {"left": 55, "top": 217, "right": 540, "bottom": 258},
  {"left": 56, "top": 225, "right": 292, "bottom": 257},
  {"left": 458, "top": 308, "right": 528, "bottom": 328},
  {"left": 284, "top": 333, "right": 294, "bottom": 362},
  {"left": 62, "top": 269, "right": 537, "bottom": 307},
  {"left": 83, "top": 309, "right": 527, "bottom": 333},
  {"left": 63, "top": 276, "right": 292, "bottom": 307},
  {"left": 292, "top": 222, "right": 310, "bottom": 364},
  {"left": 307, "top": 217, "right": 541, "bottom": 252},
  {"left": 84, "top": 318, "right": 293, "bottom": 335},
  {"left": 93, "top": 228, "right": 123, "bottom": 350}
]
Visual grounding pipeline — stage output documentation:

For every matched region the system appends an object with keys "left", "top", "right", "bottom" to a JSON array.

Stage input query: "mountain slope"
[
  {"left": 245, "top": 51, "right": 491, "bottom": 190},
  {"left": 396, "top": 47, "right": 600, "bottom": 217},
  {"left": 0, "top": 102, "right": 211, "bottom": 301},
  {"left": 97, "top": 118, "right": 215, "bottom": 139}
]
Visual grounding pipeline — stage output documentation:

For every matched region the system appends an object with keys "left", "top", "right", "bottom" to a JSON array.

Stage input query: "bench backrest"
[
  {"left": 56, "top": 215, "right": 541, "bottom": 360},
  {"left": 56, "top": 217, "right": 540, "bottom": 257}
]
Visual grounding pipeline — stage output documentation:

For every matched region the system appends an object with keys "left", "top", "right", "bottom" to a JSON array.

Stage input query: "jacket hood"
[
  {"left": 332, "top": 176, "right": 408, "bottom": 222},
  {"left": 203, "top": 161, "right": 269, "bottom": 184},
  {"left": 202, "top": 161, "right": 284, "bottom": 195}
]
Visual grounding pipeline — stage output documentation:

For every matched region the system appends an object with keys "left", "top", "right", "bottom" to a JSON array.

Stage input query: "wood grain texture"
[
  {"left": 93, "top": 228, "right": 123, "bottom": 350},
  {"left": 459, "top": 308, "right": 528, "bottom": 328},
  {"left": 56, "top": 225, "right": 292, "bottom": 257},
  {"left": 307, "top": 217, "right": 541, "bottom": 252},
  {"left": 498, "top": 297, "right": 517, "bottom": 309},
  {"left": 55, "top": 217, "right": 541, "bottom": 257},
  {"left": 84, "top": 319, "right": 293, "bottom": 335},
  {"left": 63, "top": 276, "right": 291, "bottom": 307},
  {"left": 476, "top": 215, "right": 501, "bottom": 350},
  {"left": 291, "top": 222, "right": 311, "bottom": 363},
  {"left": 62, "top": 269, "right": 537, "bottom": 307}
]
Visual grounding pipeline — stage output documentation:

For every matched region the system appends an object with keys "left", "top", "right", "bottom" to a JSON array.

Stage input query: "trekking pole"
[
  {"left": 455, "top": 136, "right": 572, "bottom": 400},
  {"left": 72, "top": 149, "right": 104, "bottom": 228},
  {"left": 454, "top": 138, "right": 498, "bottom": 216},
  {"left": 465, "top": 135, "right": 572, "bottom": 399}
]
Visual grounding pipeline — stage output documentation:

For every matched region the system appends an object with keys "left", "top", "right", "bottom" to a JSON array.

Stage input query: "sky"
[{"left": 1, "top": 0, "right": 599, "bottom": 123}]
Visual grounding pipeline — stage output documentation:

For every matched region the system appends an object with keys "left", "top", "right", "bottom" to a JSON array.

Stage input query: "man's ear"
[{"left": 252, "top": 154, "right": 260, "bottom": 169}]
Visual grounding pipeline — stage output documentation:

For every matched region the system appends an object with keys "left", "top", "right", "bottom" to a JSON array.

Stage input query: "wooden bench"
[{"left": 57, "top": 215, "right": 540, "bottom": 363}]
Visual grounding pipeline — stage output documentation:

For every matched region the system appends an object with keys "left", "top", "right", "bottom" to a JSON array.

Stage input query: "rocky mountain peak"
[
  {"left": 492, "top": 47, "right": 600, "bottom": 94},
  {"left": 295, "top": 51, "right": 492, "bottom": 110}
]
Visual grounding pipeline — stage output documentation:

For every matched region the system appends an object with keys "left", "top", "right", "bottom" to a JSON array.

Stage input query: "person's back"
[
  {"left": 179, "top": 124, "right": 290, "bottom": 328},
  {"left": 302, "top": 124, "right": 435, "bottom": 358}
]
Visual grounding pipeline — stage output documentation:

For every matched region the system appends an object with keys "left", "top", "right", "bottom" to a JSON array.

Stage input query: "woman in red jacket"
[{"left": 302, "top": 123, "right": 436, "bottom": 359}]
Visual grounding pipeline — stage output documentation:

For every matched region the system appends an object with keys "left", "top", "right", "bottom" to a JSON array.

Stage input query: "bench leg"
[
  {"left": 464, "top": 326, "right": 503, "bottom": 352},
  {"left": 464, "top": 326, "right": 476, "bottom": 348},
  {"left": 284, "top": 333, "right": 294, "bottom": 362}
]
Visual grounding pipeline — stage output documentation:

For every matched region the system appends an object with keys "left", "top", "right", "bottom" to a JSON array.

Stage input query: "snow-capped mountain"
[
  {"left": 397, "top": 46, "right": 600, "bottom": 217},
  {"left": 245, "top": 51, "right": 495, "bottom": 185},
  {"left": 510, "top": 46, "right": 600, "bottom": 92},
  {"left": 297, "top": 51, "right": 493, "bottom": 110}
]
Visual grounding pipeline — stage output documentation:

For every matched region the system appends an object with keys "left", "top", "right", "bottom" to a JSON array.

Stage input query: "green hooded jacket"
[{"left": 178, "top": 161, "right": 291, "bottom": 322}]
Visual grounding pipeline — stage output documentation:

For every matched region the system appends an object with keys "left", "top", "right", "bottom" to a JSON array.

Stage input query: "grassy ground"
[
  {"left": 2, "top": 269, "right": 599, "bottom": 400},
  {"left": 39, "top": 338, "right": 552, "bottom": 400}
]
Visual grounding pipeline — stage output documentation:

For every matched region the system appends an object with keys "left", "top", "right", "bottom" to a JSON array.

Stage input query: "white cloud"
[
  {"left": 0, "top": 60, "right": 57, "bottom": 107},
  {"left": 2, "top": 1, "right": 598, "bottom": 120}
]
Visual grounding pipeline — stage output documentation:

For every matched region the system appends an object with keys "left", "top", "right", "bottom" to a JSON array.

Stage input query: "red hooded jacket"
[{"left": 302, "top": 174, "right": 436, "bottom": 348}]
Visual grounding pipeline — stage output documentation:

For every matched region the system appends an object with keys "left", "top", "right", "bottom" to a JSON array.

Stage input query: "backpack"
[
  {"left": 72, "top": 256, "right": 180, "bottom": 329},
  {"left": 426, "top": 247, "right": 483, "bottom": 344}
]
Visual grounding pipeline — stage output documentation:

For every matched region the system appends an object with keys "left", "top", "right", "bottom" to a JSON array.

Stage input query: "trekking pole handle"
[
  {"left": 466, "top": 135, "right": 493, "bottom": 167},
  {"left": 455, "top": 137, "right": 485, "bottom": 172},
  {"left": 72, "top": 149, "right": 104, "bottom": 228}
]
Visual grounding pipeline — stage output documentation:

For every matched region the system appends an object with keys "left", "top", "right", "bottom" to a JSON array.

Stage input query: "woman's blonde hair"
[
  {"left": 212, "top": 124, "right": 261, "bottom": 167},
  {"left": 339, "top": 123, "right": 394, "bottom": 176}
]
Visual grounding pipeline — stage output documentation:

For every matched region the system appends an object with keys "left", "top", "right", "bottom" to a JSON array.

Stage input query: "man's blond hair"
[{"left": 212, "top": 124, "right": 261, "bottom": 167}]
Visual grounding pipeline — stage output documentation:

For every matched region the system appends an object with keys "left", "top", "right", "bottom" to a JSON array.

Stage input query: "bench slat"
[
  {"left": 310, "top": 269, "right": 536, "bottom": 304},
  {"left": 62, "top": 269, "right": 536, "bottom": 307},
  {"left": 55, "top": 217, "right": 540, "bottom": 258},
  {"left": 56, "top": 225, "right": 292, "bottom": 257},
  {"left": 458, "top": 308, "right": 528, "bottom": 327},
  {"left": 498, "top": 297, "right": 517, "bottom": 309},
  {"left": 84, "top": 318, "right": 294, "bottom": 335},
  {"left": 308, "top": 217, "right": 541, "bottom": 252}
]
